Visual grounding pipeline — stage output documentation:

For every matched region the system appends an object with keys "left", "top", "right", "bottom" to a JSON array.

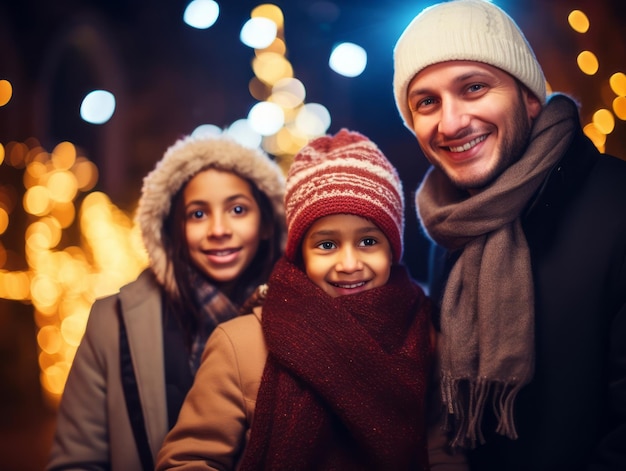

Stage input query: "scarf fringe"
[{"left": 442, "top": 374, "right": 522, "bottom": 450}]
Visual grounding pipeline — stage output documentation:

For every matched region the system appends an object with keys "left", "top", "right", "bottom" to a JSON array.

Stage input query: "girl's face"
[
  {"left": 184, "top": 168, "right": 263, "bottom": 285},
  {"left": 301, "top": 214, "right": 392, "bottom": 298}
]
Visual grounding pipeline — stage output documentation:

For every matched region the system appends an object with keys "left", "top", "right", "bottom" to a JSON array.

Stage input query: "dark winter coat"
[{"left": 428, "top": 124, "right": 626, "bottom": 471}]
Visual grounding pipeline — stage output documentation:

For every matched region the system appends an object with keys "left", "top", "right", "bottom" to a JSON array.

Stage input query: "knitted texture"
[
  {"left": 135, "top": 134, "right": 285, "bottom": 298},
  {"left": 393, "top": 0, "right": 546, "bottom": 131},
  {"left": 284, "top": 129, "right": 404, "bottom": 262},
  {"left": 238, "top": 257, "right": 432, "bottom": 470}
]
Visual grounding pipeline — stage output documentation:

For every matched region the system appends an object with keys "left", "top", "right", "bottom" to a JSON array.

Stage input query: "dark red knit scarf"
[{"left": 238, "top": 257, "right": 433, "bottom": 471}]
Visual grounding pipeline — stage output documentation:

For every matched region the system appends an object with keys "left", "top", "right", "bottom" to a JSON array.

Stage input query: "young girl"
[
  {"left": 156, "top": 129, "right": 436, "bottom": 470},
  {"left": 46, "top": 134, "right": 286, "bottom": 471}
]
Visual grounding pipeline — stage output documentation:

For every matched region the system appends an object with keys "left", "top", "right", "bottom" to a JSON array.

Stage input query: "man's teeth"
[{"left": 449, "top": 135, "right": 486, "bottom": 153}]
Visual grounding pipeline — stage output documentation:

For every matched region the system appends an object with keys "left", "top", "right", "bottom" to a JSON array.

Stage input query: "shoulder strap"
[{"left": 118, "top": 309, "right": 155, "bottom": 471}]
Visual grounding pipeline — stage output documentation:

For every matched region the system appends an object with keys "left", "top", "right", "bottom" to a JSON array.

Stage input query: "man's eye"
[
  {"left": 467, "top": 83, "right": 486, "bottom": 93},
  {"left": 412, "top": 97, "right": 437, "bottom": 112}
]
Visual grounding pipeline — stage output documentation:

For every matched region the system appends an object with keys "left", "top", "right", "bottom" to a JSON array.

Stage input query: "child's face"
[
  {"left": 184, "top": 168, "right": 263, "bottom": 284},
  {"left": 301, "top": 214, "right": 393, "bottom": 298}
]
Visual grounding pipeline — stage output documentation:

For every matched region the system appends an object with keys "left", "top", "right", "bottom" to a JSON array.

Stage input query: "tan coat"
[
  {"left": 156, "top": 308, "right": 266, "bottom": 470},
  {"left": 47, "top": 270, "right": 169, "bottom": 471}
]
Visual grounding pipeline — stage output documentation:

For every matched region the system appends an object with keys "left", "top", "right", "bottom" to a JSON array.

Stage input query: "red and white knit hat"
[{"left": 285, "top": 128, "right": 404, "bottom": 263}]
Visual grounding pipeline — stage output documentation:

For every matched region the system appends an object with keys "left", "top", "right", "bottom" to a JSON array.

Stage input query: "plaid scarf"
[
  {"left": 238, "top": 257, "right": 433, "bottom": 471},
  {"left": 188, "top": 269, "right": 241, "bottom": 374},
  {"left": 416, "top": 94, "right": 578, "bottom": 448}
]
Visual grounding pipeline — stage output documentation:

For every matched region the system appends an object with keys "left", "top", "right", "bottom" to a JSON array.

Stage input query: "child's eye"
[
  {"left": 316, "top": 241, "right": 336, "bottom": 250},
  {"left": 359, "top": 238, "right": 377, "bottom": 247}
]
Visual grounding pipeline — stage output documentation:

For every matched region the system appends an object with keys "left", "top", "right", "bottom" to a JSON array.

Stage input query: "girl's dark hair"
[{"left": 163, "top": 172, "right": 282, "bottom": 348}]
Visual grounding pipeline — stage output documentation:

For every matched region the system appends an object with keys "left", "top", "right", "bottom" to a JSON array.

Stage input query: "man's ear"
[{"left": 525, "top": 89, "right": 542, "bottom": 120}]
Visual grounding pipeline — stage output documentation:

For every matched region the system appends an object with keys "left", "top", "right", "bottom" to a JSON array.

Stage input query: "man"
[{"left": 392, "top": 1, "right": 626, "bottom": 470}]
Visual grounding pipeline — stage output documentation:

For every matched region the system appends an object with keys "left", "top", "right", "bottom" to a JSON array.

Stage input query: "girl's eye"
[
  {"left": 231, "top": 205, "right": 247, "bottom": 215},
  {"left": 189, "top": 210, "right": 205, "bottom": 219}
]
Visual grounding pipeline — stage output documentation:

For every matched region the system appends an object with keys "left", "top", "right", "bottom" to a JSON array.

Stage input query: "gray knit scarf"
[{"left": 416, "top": 94, "right": 578, "bottom": 449}]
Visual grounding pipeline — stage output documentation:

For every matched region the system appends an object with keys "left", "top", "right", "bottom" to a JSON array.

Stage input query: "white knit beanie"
[
  {"left": 136, "top": 134, "right": 285, "bottom": 296},
  {"left": 393, "top": 0, "right": 546, "bottom": 132}
]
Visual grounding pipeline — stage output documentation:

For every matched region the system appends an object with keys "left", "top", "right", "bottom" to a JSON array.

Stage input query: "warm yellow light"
[
  {"left": 61, "top": 314, "right": 88, "bottom": 347},
  {"left": 249, "top": 77, "right": 270, "bottom": 101},
  {"left": 0, "top": 79, "right": 12, "bottom": 107},
  {"left": 257, "top": 37, "right": 286, "bottom": 55},
  {"left": 252, "top": 4, "right": 284, "bottom": 30},
  {"left": 72, "top": 158, "right": 98, "bottom": 191},
  {"left": 50, "top": 202, "right": 76, "bottom": 229},
  {"left": 567, "top": 10, "right": 590, "bottom": 33},
  {"left": 583, "top": 122, "right": 607, "bottom": 148},
  {"left": 577, "top": 51, "right": 599, "bottom": 75},
  {"left": 0, "top": 208, "right": 8, "bottom": 235},
  {"left": 609, "top": 72, "right": 626, "bottom": 97},
  {"left": 0, "top": 270, "right": 30, "bottom": 300},
  {"left": 25, "top": 161, "right": 49, "bottom": 189},
  {"left": 0, "top": 143, "right": 4, "bottom": 165},
  {"left": 23, "top": 185, "right": 51, "bottom": 216},
  {"left": 252, "top": 52, "right": 293, "bottom": 85},
  {"left": 592, "top": 109, "right": 615, "bottom": 134},
  {"left": 31, "top": 273, "right": 61, "bottom": 308},
  {"left": 42, "top": 363, "right": 71, "bottom": 396},
  {"left": 51, "top": 141, "right": 77, "bottom": 170},
  {"left": 37, "top": 325, "right": 63, "bottom": 355},
  {"left": 47, "top": 170, "right": 78, "bottom": 203},
  {"left": 613, "top": 96, "right": 626, "bottom": 120}
]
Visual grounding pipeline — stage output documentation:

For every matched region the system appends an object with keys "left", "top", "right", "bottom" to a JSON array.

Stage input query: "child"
[
  {"left": 156, "top": 129, "right": 435, "bottom": 470},
  {"left": 47, "top": 134, "right": 286, "bottom": 471}
]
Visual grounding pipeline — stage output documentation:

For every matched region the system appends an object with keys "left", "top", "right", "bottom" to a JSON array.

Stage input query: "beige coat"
[
  {"left": 156, "top": 308, "right": 265, "bottom": 470},
  {"left": 47, "top": 270, "right": 169, "bottom": 471}
]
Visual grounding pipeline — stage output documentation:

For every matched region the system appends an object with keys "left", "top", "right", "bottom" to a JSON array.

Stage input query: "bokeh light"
[
  {"left": 329, "top": 42, "right": 367, "bottom": 78},
  {"left": 592, "top": 109, "right": 615, "bottom": 134},
  {"left": 80, "top": 90, "right": 116, "bottom": 124},
  {"left": 240, "top": 17, "right": 278, "bottom": 49},
  {"left": 568, "top": 10, "right": 590, "bottom": 33},
  {"left": 0, "top": 79, "right": 12, "bottom": 107},
  {"left": 247, "top": 101, "right": 285, "bottom": 136},
  {"left": 1, "top": 139, "right": 148, "bottom": 404},
  {"left": 609, "top": 72, "right": 626, "bottom": 96},
  {"left": 577, "top": 50, "right": 599, "bottom": 75},
  {"left": 183, "top": 0, "right": 219, "bottom": 29}
]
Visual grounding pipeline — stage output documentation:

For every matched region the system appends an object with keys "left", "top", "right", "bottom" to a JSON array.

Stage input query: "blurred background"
[{"left": 1, "top": 0, "right": 625, "bottom": 469}]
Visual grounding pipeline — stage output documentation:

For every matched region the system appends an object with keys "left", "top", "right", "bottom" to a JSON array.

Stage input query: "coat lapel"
[{"left": 119, "top": 270, "right": 169, "bottom": 456}]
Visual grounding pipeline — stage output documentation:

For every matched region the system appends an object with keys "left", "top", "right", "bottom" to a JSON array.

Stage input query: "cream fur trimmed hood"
[{"left": 135, "top": 134, "right": 286, "bottom": 297}]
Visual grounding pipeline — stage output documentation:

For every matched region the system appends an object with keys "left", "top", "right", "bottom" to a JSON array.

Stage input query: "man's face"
[{"left": 407, "top": 61, "right": 542, "bottom": 192}]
